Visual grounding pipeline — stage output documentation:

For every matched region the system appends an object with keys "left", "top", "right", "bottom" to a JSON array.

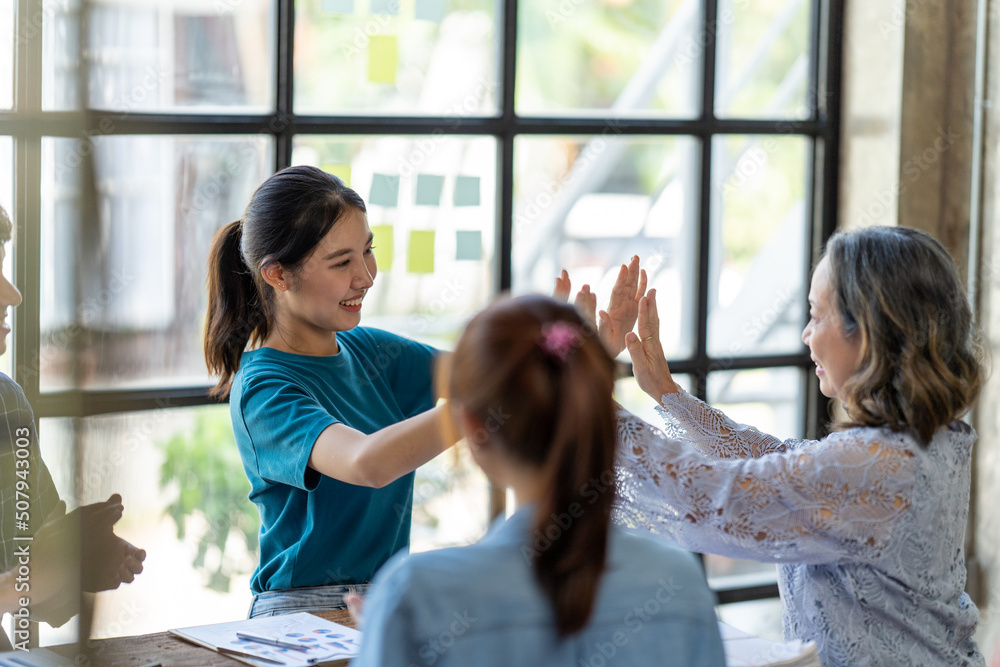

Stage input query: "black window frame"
[{"left": 5, "top": 0, "right": 843, "bottom": 608}]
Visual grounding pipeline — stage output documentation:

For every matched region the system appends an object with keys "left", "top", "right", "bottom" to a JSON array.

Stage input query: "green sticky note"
[
  {"left": 321, "top": 0, "right": 354, "bottom": 13},
  {"left": 371, "top": 224, "right": 394, "bottom": 271},
  {"left": 371, "top": 0, "right": 399, "bottom": 14},
  {"left": 454, "top": 175, "right": 481, "bottom": 206},
  {"left": 408, "top": 231, "right": 436, "bottom": 274},
  {"left": 455, "top": 230, "right": 482, "bottom": 261},
  {"left": 322, "top": 163, "right": 352, "bottom": 187},
  {"left": 368, "top": 35, "right": 398, "bottom": 85},
  {"left": 369, "top": 173, "right": 400, "bottom": 207},
  {"left": 415, "top": 0, "right": 445, "bottom": 21},
  {"left": 415, "top": 174, "right": 444, "bottom": 206}
]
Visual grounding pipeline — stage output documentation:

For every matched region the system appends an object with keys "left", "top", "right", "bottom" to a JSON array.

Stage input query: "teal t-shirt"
[{"left": 230, "top": 327, "right": 437, "bottom": 594}]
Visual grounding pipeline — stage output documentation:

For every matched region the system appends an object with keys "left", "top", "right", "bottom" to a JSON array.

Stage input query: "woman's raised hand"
[
  {"left": 625, "top": 289, "right": 678, "bottom": 402},
  {"left": 600, "top": 256, "right": 647, "bottom": 357},
  {"left": 553, "top": 269, "right": 599, "bottom": 332}
]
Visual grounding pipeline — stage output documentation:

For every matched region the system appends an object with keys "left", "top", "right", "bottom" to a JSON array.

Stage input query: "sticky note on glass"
[
  {"left": 415, "top": 174, "right": 444, "bottom": 206},
  {"left": 371, "top": 0, "right": 399, "bottom": 14},
  {"left": 321, "top": 0, "right": 354, "bottom": 13},
  {"left": 408, "top": 231, "right": 435, "bottom": 274},
  {"left": 322, "top": 163, "right": 352, "bottom": 187},
  {"left": 415, "top": 0, "right": 446, "bottom": 22},
  {"left": 455, "top": 230, "right": 482, "bottom": 261},
  {"left": 369, "top": 173, "right": 400, "bottom": 207},
  {"left": 368, "top": 36, "right": 398, "bottom": 84},
  {"left": 454, "top": 175, "right": 481, "bottom": 206},
  {"left": 371, "top": 224, "right": 394, "bottom": 271}
]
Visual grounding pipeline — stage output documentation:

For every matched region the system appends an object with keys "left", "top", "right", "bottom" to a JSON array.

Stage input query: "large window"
[{"left": 3, "top": 0, "right": 842, "bottom": 644}]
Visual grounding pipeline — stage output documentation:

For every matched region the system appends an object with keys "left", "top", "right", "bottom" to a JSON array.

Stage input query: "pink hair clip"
[{"left": 538, "top": 321, "right": 583, "bottom": 363}]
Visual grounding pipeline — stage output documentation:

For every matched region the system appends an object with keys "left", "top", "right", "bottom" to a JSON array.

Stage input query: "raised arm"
[
  {"left": 626, "top": 289, "right": 794, "bottom": 459},
  {"left": 614, "top": 410, "right": 916, "bottom": 564},
  {"left": 309, "top": 404, "right": 451, "bottom": 489}
]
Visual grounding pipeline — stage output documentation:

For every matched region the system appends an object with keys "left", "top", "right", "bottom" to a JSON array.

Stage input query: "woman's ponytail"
[
  {"left": 532, "top": 330, "right": 616, "bottom": 636},
  {"left": 204, "top": 220, "right": 268, "bottom": 399},
  {"left": 447, "top": 296, "right": 617, "bottom": 637}
]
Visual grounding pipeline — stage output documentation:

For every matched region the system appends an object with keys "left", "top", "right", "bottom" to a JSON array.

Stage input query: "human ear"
[{"left": 260, "top": 262, "right": 290, "bottom": 292}]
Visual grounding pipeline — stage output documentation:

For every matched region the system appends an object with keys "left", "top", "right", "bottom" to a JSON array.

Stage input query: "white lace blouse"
[{"left": 613, "top": 388, "right": 983, "bottom": 667}]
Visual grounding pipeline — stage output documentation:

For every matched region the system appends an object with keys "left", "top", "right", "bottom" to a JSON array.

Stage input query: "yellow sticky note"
[
  {"left": 407, "top": 230, "right": 435, "bottom": 274},
  {"left": 322, "top": 163, "right": 352, "bottom": 187},
  {"left": 368, "top": 35, "right": 398, "bottom": 85},
  {"left": 371, "top": 224, "right": 394, "bottom": 271}
]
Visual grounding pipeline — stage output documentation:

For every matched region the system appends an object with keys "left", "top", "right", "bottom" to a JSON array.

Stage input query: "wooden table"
[{"left": 51, "top": 610, "right": 355, "bottom": 667}]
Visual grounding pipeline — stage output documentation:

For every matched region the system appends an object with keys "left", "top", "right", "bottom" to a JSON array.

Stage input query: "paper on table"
[
  {"left": 718, "top": 621, "right": 821, "bottom": 667},
  {"left": 171, "top": 612, "right": 361, "bottom": 667}
]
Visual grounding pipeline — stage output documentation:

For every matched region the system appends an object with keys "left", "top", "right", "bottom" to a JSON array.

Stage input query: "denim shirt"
[{"left": 352, "top": 506, "right": 726, "bottom": 667}]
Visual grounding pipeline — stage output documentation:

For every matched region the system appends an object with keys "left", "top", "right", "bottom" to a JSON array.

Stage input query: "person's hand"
[
  {"left": 599, "top": 256, "right": 647, "bottom": 358},
  {"left": 345, "top": 590, "right": 365, "bottom": 629},
  {"left": 79, "top": 494, "right": 146, "bottom": 592},
  {"left": 23, "top": 494, "right": 146, "bottom": 625},
  {"left": 624, "top": 289, "right": 678, "bottom": 402},
  {"left": 553, "top": 270, "right": 599, "bottom": 332}
]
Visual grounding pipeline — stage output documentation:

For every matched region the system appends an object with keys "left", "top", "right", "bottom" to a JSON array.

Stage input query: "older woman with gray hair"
[{"left": 576, "top": 227, "right": 985, "bottom": 666}]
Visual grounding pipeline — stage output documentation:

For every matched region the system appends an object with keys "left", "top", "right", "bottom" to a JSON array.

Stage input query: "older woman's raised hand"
[
  {"left": 625, "top": 289, "right": 678, "bottom": 402},
  {"left": 554, "top": 257, "right": 646, "bottom": 356},
  {"left": 601, "top": 256, "right": 646, "bottom": 357}
]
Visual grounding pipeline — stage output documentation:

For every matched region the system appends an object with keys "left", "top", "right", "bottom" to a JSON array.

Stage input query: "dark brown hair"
[
  {"left": 204, "top": 165, "right": 366, "bottom": 398},
  {"left": 825, "top": 226, "right": 984, "bottom": 444},
  {"left": 443, "top": 295, "right": 617, "bottom": 636}
]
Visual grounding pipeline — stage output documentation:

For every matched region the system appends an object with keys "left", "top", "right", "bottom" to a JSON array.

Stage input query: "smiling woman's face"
[
  {"left": 801, "top": 257, "right": 862, "bottom": 401},
  {"left": 281, "top": 208, "right": 377, "bottom": 337}
]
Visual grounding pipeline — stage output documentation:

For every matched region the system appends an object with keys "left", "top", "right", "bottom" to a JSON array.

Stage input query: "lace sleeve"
[
  {"left": 614, "top": 409, "right": 916, "bottom": 564},
  {"left": 656, "top": 388, "right": 809, "bottom": 459}
]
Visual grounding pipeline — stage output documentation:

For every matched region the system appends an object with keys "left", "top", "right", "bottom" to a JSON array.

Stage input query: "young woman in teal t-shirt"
[{"left": 204, "top": 165, "right": 453, "bottom": 617}]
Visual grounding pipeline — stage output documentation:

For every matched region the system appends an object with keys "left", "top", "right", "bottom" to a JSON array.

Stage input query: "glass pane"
[
  {"left": 40, "top": 407, "right": 258, "bottom": 640},
  {"left": 411, "top": 444, "right": 490, "bottom": 553},
  {"left": 0, "top": 2, "right": 12, "bottom": 109},
  {"left": 292, "top": 135, "right": 497, "bottom": 348},
  {"left": 715, "top": 0, "right": 812, "bottom": 119},
  {"left": 34, "top": 417, "right": 79, "bottom": 647},
  {"left": 517, "top": 0, "right": 701, "bottom": 117},
  {"left": 40, "top": 135, "right": 273, "bottom": 391},
  {"left": 702, "top": 366, "right": 803, "bottom": 594},
  {"left": 47, "top": 0, "right": 275, "bottom": 112},
  {"left": 294, "top": 0, "right": 499, "bottom": 116},
  {"left": 708, "top": 135, "right": 808, "bottom": 358},
  {"left": 43, "top": 0, "right": 82, "bottom": 110},
  {"left": 0, "top": 136, "right": 11, "bottom": 378},
  {"left": 513, "top": 135, "right": 700, "bottom": 360}
]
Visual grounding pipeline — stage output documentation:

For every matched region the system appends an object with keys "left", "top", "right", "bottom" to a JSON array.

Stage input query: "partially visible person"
[
  {"left": 0, "top": 204, "right": 145, "bottom": 648},
  {"left": 604, "top": 226, "right": 984, "bottom": 666},
  {"left": 352, "top": 295, "right": 725, "bottom": 667}
]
